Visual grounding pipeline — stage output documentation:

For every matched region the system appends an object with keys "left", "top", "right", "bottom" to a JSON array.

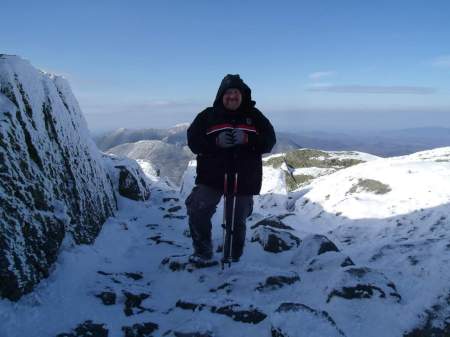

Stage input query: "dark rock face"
[
  {"left": 0, "top": 56, "right": 117, "bottom": 300},
  {"left": 271, "top": 302, "right": 346, "bottom": 337},
  {"left": 251, "top": 227, "right": 301, "bottom": 253},
  {"left": 122, "top": 322, "right": 159, "bottom": 337},
  {"left": 176, "top": 300, "right": 267, "bottom": 324},
  {"left": 56, "top": 320, "right": 108, "bottom": 337}
]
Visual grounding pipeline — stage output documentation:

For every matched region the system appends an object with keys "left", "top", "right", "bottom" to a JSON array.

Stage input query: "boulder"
[
  {"left": 103, "top": 154, "right": 151, "bottom": 201},
  {"left": 271, "top": 302, "right": 346, "bottom": 337},
  {"left": 326, "top": 267, "right": 401, "bottom": 303},
  {"left": 251, "top": 227, "right": 301, "bottom": 253},
  {"left": 291, "top": 234, "right": 340, "bottom": 267}
]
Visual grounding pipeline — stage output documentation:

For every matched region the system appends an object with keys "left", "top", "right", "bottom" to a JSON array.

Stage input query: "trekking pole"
[
  {"left": 228, "top": 172, "right": 239, "bottom": 268},
  {"left": 221, "top": 172, "right": 239, "bottom": 268},
  {"left": 221, "top": 173, "right": 228, "bottom": 270}
]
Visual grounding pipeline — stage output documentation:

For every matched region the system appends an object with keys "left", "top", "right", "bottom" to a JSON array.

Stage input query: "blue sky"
[{"left": 2, "top": 0, "right": 450, "bottom": 132}]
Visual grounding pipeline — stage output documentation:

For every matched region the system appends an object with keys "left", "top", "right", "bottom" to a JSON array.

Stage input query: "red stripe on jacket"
[
  {"left": 235, "top": 124, "right": 258, "bottom": 134},
  {"left": 206, "top": 123, "right": 234, "bottom": 135}
]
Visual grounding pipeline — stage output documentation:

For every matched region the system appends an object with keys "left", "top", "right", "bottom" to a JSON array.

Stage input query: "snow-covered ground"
[{"left": 1, "top": 147, "right": 449, "bottom": 336}]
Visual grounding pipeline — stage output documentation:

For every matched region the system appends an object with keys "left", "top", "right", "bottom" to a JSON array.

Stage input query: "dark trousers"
[{"left": 185, "top": 184, "right": 253, "bottom": 259}]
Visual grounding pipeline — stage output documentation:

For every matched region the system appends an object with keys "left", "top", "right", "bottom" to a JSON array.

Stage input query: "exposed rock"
[
  {"left": 255, "top": 272, "right": 301, "bottom": 292},
  {"left": 212, "top": 304, "right": 267, "bottom": 324},
  {"left": 56, "top": 320, "right": 108, "bottom": 337},
  {"left": 122, "top": 322, "right": 159, "bottom": 337},
  {"left": 123, "top": 291, "right": 153, "bottom": 316},
  {"left": 250, "top": 217, "right": 294, "bottom": 231},
  {"left": 0, "top": 55, "right": 116, "bottom": 300},
  {"left": 403, "top": 293, "right": 450, "bottom": 337},
  {"left": 209, "top": 282, "right": 233, "bottom": 294},
  {"left": 271, "top": 302, "right": 346, "bottom": 337},
  {"left": 161, "top": 255, "right": 218, "bottom": 272},
  {"left": 326, "top": 267, "right": 401, "bottom": 303},
  {"left": 96, "top": 271, "right": 143, "bottom": 282},
  {"left": 102, "top": 154, "right": 151, "bottom": 201},
  {"left": 306, "top": 252, "right": 354, "bottom": 272},
  {"left": 251, "top": 227, "right": 301, "bottom": 253},
  {"left": 163, "top": 214, "right": 187, "bottom": 219},
  {"left": 163, "top": 197, "right": 180, "bottom": 203},
  {"left": 148, "top": 235, "right": 184, "bottom": 248},
  {"left": 176, "top": 300, "right": 267, "bottom": 324},
  {"left": 124, "top": 272, "right": 143, "bottom": 280},
  {"left": 168, "top": 205, "right": 182, "bottom": 213},
  {"left": 95, "top": 291, "right": 116, "bottom": 305},
  {"left": 291, "top": 234, "right": 340, "bottom": 267}
]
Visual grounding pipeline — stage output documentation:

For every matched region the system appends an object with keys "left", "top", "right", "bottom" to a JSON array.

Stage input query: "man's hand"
[
  {"left": 216, "top": 130, "right": 234, "bottom": 148},
  {"left": 232, "top": 129, "right": 248, "bottom": 145}
]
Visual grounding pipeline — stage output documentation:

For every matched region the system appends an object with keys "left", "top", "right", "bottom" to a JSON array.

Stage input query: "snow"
[
  {"left": 0, "top": 56, "right": 449, "bottom": 337},
  {"left": 1, "top": 146, "right": 448, "bottom": 336}
]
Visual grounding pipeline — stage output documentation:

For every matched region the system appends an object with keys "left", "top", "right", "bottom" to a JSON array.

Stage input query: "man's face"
[{"left": 222, "top": 88, "right": 242, "bottom": 111}]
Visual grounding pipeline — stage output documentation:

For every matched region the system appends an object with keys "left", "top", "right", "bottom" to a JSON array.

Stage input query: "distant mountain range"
[{"left": 95, "top": 125, "right": 450, "bottom": 184}]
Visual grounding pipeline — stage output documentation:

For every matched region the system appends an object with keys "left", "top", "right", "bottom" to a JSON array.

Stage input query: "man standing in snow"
[{"left": 186, "top": 74, "right": 276, "bottom": 263}]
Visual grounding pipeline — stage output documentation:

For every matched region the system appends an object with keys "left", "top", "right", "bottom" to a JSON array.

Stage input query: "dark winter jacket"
[{"left": 187, "top": 74, "right": 276, "bottom": 195}]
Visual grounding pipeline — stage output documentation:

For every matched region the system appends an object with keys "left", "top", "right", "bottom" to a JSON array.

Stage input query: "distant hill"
[
  {"left": 106, "top": 140, "right": 193, "bottom": 185},
  {"left": 95, "top": 123, "right": 189, "bottom": 151}
]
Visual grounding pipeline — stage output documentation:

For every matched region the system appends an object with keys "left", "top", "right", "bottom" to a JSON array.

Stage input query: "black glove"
[
  {"left": 232, "top": 129, "right": 248, "bottom": 145},
  {"left": 216, "top": 130, "right": 234, "bottom": 148}
]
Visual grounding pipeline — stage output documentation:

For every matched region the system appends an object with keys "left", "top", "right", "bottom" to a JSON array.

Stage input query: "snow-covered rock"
[
  {"left": 271, "top": 302, "right": 346, "bottom": 337},
  {"left": 251, "top": 226, "right": 301, "bottom": 253},
  {"left": 179, "top": 159, "right": 197, "bottom": 198},
  {"left": 0, "top": 55, "right": 116, "bottom": 300},
  {"left": 102, "top": 154, "right": 151, "bottom": 201}
]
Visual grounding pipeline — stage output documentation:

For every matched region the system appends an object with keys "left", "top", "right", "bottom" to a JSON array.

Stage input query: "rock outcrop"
[{"left": 0, "top": 55, "right": 117, "bottom": 300}]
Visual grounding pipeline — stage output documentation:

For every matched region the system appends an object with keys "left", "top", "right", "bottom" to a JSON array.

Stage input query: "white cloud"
[
  {"left": 431, "top": 55, "right": 450, "bottom": 68},
  {"left": 308, "top": 71, "right": 336, "bottom": 80}
]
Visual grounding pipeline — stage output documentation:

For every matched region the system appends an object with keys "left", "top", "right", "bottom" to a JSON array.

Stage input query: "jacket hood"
[{"left": 213, "top": 74, "right": 256, "bottom": 111}]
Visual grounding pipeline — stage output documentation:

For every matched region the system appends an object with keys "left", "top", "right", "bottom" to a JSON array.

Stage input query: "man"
[{"left": 186, "top": 74, "right": 276, "bottom": 263}]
